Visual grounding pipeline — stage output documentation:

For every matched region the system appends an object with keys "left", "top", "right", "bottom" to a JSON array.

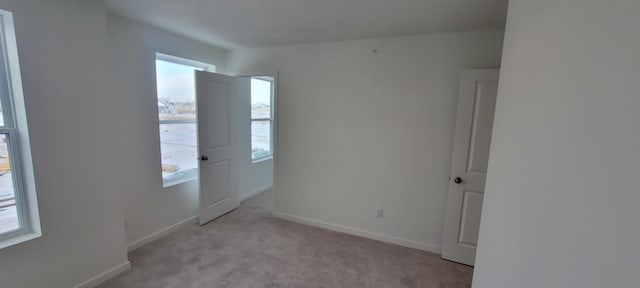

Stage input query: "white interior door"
[
  {"left": 442, "top": 69, "right": 499, "bottom": 266},
  {"left": 196, "top": 71, "right": 247, "bottom": 225}
]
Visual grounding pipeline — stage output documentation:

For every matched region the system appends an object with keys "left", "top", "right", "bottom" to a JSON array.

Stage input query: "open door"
[
  {"left": 196, "top": 71, "right": 249, "bottom": 225},
  {"left": 442, "top": 69, "right": 499, "bottom": 266}
]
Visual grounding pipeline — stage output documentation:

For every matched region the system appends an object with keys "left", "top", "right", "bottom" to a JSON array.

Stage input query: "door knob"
[
  {"left": 200, "top": 156, "right": 208, "bottom": 161},
  {"left": 453, "top": 177, "right": 463, "bottom": 184}
]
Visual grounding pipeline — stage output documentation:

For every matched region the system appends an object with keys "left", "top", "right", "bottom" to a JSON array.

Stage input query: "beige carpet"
[{"left": 99, "top": 189, "right": 473, "bottom": 288}]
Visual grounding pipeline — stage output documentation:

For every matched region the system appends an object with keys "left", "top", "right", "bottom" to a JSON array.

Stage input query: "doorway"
[
  {"left": 442, "top": 69, "right": 499, "bottom": 266},
  {"left": 195, "top": 72, "right": 277, "bottom": 225}
]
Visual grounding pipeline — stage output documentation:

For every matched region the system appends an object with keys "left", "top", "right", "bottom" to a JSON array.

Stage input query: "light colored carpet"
[{"left": 99, "top": 189, "right": 473, "bottom": 288}]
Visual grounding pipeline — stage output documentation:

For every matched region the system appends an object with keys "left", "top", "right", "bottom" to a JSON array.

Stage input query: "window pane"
[
  {"left": 0, "top": 134, "right": 18, "bottom": 234},
  {"left": 0, "top": 101, "right": 4, "bottom": 127},
  {"left": 156, "top": 59, "right": 200, "bottom": 122},
  {"left": 251, "top": 78, "right": 271, "bottom": 119},
  {"left": 251, "top": 120, "right": 271, "bottom": 160},
  {"left": 159, "top": 123, "right": 198, "bottom": 177}
]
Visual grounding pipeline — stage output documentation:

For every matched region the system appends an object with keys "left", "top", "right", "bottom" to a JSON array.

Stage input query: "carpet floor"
[{"left": 99, "top": 189, "right": 473, "bottom": 288}]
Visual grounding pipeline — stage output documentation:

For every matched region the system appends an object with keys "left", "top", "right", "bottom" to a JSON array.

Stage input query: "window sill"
[
  {"left": 252, "top": 156, "right": 273, "bottom": 164},
  {"left": 0, "top": 229, "right": 41, "bottom": 250},
  {"left": 162, "top": 168, "right": 198, "bottom": 188}
]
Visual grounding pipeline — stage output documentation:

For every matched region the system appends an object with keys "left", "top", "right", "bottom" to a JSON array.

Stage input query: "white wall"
[
  {"left": 106, "top": 15, "right": 228, "bottom": 245},
  {"left": 473, "top": 0, "right": 640, "bottom": 287},
  {"left": 0, "top": 0, "right": 129, "bottom": 287},
  {"left": 226, "top": 30, "right": 504, "bottom": 250}
]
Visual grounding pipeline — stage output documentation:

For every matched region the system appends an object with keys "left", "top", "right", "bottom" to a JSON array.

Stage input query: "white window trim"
[
  {"left": 162, "top": 168, "right": 198, "bottom": 188},
  {"left": 0, "top": 10, "right": 41, "bottom": 249},
  {"left": 156, "top": 53, "right": 215, "bottom": 72},
  {"left": 155, "top": 53, "right": 215, "bottom": 188},
  {"left": 250, "top": 77, "right": 274, "bottom": 163},
  {"left": 252, "top": 155, "right": 273, "bottom": 164}
]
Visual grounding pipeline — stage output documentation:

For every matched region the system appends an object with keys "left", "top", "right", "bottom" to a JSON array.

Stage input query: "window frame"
[
  {"left": 0, "top": 10, "right": 41, "bottom": 249},
  {"left": 154, "top": 53, "right": 215, "bottom": 187},
  {"left": 250, "top": 76, "right": 274, "bottom": 163}
]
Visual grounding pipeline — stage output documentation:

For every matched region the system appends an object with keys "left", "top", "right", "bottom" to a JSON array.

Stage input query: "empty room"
[{"left": 0, "top": 0, "right": 638, "bottom": 287}]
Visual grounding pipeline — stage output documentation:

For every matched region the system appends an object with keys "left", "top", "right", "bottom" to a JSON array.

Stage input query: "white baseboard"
[
  {"left": 239, "top": 183, "right": 273, "bottom": 202},
  {"left": 73, "top": 261, "right": 131, "bottom": 288},
  {"left": 273, "top": 212, "right": 442, "bottom": 254},
  {"left": 126, "top": 216, "right": 198, "bottom": 252}
]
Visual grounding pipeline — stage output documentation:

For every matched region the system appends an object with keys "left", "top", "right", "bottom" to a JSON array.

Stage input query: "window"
[
  {"left": 251, "top": 77, "right": 274, "bottom": 162},
  {"left": 155, "top": 53, "right": 214, "bottom": 187},
  {"left": 0, "top": 10, "right": 40, "bottom": 249}
]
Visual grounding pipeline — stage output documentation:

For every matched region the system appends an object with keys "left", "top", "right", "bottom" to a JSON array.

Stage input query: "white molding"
[
  {"left": 251, "top": 155, "right": 273, "bottom": 164},
  {"left": 239, "top": 183, "right": 273, "bottom": 202},
  {"left": 156, "top": 52, "right": 216, "bottom": 72},
  {"left": 273, "top": 212, "right": 442, "bottom": 254},
  {"left": 73, "top": 261, "right": 131, "bottom": 288},
  {"left": 126, "top": 216, "right": 198, "bottom": 252}
]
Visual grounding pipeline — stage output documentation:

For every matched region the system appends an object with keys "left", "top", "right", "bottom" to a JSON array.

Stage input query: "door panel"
[
  {"left": 466, "top": 82, "right": 498, "bottom": 174},
  {"left": 205, "top": 160, "right": 231, "bottom": 206},
  {"left": 196, "top": 71, "right": 244, "bottom": 225},
  {"left": 204, "top": 82, "right": 231, "bottom": 149},
  {"left": 442, "top": 69, "right": 499, "bottom": 266},
  {"left": 459, "top": 190, "right": 483, "bottom": 247}
]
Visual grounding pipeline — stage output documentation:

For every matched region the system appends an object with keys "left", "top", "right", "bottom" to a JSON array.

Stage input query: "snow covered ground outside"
[
  {"left": 251, "top": 120, "right": 271, "bottom": 159},
  {"left": 0, "top": 130, "right": 18, "bottom": 234},
  {"left": 160, "top": 123, "right": 198, "bottom": 177},
  {"left": 159, "top": 119, "right": 271, "bottom": 178},
  {"left": 0, "top": 172, "right": 18, "bottom": 234}
]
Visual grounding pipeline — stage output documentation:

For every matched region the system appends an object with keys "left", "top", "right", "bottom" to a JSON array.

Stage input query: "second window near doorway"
[{"left": 251, "top": 77, "right": 274, "bottom": 162}]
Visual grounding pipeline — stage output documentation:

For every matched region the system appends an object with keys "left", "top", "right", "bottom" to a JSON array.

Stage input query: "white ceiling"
[{"left": 104, "top": 0, "right": 508, "bottom": 49}]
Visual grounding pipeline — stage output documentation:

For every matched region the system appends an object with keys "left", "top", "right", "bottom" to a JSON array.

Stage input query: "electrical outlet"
[{"left": 376, "top": 209, "right": 384, "bottom": 218}]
